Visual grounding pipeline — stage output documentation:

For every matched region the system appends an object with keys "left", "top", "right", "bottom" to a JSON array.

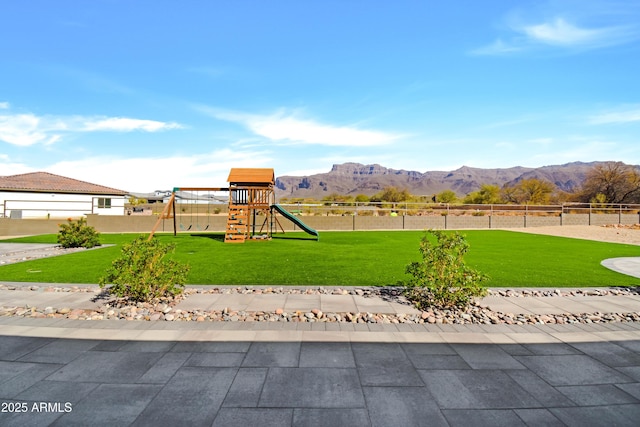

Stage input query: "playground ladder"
[{"left": 225, "top": 205, "right": 249, "bottom": 243}]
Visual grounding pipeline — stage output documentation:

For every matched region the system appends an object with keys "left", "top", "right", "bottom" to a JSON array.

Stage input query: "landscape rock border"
[{"left": 1, "top": 284, "right": 639, "bottom": 326}]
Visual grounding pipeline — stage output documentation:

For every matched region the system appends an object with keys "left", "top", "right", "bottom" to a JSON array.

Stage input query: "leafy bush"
[
  {"left": 99, "top": 236, "right": 190, "bottom": 302},
  {"left": 401, "top": 230, "right": 488, "bottom": 309},
  {"left": 57, "top": 218, "right": 101, "bottom": 249}
]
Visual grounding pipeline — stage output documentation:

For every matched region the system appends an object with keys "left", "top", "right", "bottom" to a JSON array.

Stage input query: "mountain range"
[{"left": 274, "top": 161, "right": 623, "bottom": 200}]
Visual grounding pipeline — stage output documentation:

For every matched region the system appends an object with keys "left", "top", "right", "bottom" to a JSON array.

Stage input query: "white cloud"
[
  {"left": 0, "top": 155, "right": 31, "bottom": 175},
  {"left": 495, "top": 141, "right": 516, "bottom": 150},
  {"left": 529, "top": 137, "right": 554, "bottom": 145},
  {"left": 279, "top": 167, "right": 330, "bottom": 177},
  {"left": 530, "top": 139, "right": 618, "bottom": 164},
  {"left": 249, "top": 115, "right": 399, "bottom": 147},
  {"left": 0, "top": 111, "right": 183, "bottom": 146},
  {"left": 80, "top": 117, "right": 182, "bottom": 132},
  {"left": 589, "top": 108, "right": 640, "bottom": 124},
  {"left": 470, "top": 39, "right": 524, "bottom": 56},
  {"left": 44, "top": 148, "right": 274, "bottom": 192},
  {"left": 480, "top": 116, "right": 536, "bottom": 130},
  {"left": 0, "top": 102, "right": 9, "bottom": 109},
  {"left": 204, "top": 107, "right": 401, "bottom": 147},
  {"left": 0, "top": 114, "right": 62, "bottom": 146},
  {"left": 523, "top": 18, "right": 612, "bottom": 46},
  {"left": 473, "top": 15, "right": 639, "bottom": 55}
]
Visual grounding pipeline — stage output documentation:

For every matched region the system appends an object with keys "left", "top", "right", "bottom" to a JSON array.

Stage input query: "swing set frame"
[{"left": 148, "top": 187, "right": 228, "bottom": 240}]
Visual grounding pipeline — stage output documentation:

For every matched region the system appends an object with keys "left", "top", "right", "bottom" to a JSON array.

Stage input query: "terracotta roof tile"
[{"left": 0, "top": 172, "right": 127, "bottom": 195}]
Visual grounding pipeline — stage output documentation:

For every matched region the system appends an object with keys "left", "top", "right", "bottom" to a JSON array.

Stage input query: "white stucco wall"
[{"left": 0, "top": 191, "right": 125, "bottom": 218}]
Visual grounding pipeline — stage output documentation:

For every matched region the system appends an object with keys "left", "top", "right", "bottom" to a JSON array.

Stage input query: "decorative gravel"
[{"left": 1, "top": 284, "right": 639, "bottom": 326}]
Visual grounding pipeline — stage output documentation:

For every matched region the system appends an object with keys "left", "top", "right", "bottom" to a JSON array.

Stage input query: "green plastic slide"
[{"left": 272, "top": 204, "right": 319, "bottom": 238}]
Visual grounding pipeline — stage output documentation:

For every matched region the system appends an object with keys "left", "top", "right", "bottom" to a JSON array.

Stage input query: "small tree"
[
  {"left": 502, "top": 178, "right": 555, "bottom": 204},
  {"left": 99, "top": 236, "right": 190, "bottom": 302},
  {"left": 579, "top": 162, "right": 640, "bottom": 204},
  {"left": 464, "top": 184, "right": 503, "bottom": 204},
  {"left": 128, "top": 196, "right": 147, "bottom": 206},
  {"left": 57, "top": 218, "right": 101, "bottom": 249},
  {"left": 371, "top": 186, "right": 412, "bottom": 203},
  {"left": 435, "top": 190, "right": 458, "bottom": 203},
  {"left": 401, "top": 230, "right": 487, "bottom": 310},
  {"left": 355, "top": 194, "right": 370, "bottom": 203}
]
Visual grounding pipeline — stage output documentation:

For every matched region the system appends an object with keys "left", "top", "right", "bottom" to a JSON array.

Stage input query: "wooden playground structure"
[
  {"left": 224, "top": 168, "right": 276, "bottom": 243},
  {"left": 148, "top": 168, "right": 317, "bottom": 243}
]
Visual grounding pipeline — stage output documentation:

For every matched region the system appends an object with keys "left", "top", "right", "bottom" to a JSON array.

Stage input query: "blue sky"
[{"left": 1, "top": 0, "right": 639, "bottom": 192}]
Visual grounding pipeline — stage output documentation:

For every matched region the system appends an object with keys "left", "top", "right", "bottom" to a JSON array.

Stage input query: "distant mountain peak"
[
  {"left": 275, "top": 161, "right": 631, "bottom": 200},
  {"left": 330, "top": 163, "right": 396, "bottom": 175}
]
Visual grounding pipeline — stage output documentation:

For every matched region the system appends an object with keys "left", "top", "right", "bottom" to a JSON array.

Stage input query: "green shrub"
[
  {"left": 57, "top": 218, "right": 101, "bottom": 249},
  {"left": 99, "top": 236, "right": 190, "bottom": 302},
  {"left": 401, "top": 230, "right": 488, "bottom": 309}
]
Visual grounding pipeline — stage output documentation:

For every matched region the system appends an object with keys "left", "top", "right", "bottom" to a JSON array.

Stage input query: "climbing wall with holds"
[{"left": 225, "top": 206, "right": 248, "bottom": 243}]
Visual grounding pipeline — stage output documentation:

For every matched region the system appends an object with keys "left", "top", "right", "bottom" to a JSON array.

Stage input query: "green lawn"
[{"left": 1, "top": 230, "right": 639, "bottom": 287}]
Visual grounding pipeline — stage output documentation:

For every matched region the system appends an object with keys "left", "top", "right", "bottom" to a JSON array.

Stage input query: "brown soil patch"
[{"left": 508, "top": 225, "right": 640, "bottom": 246}]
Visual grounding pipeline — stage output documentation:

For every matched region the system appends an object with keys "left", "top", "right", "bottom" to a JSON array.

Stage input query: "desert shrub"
[
  {"left": 401, "top": 230, "right": 488, "bottom": 310},
  {"left": 99, "top": 236, "right": 190, "bottom": 302},
  {"left": 57, "top": 218, "right": 101, "bottom": 249}
]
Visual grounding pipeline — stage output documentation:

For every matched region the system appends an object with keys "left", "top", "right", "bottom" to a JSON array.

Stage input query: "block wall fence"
[{"left": 1, "top": 212, "right": 639, "bottom": 237}]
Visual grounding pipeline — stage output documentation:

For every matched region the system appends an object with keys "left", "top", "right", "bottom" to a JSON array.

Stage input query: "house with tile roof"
[{"left": 0, "top": 172, "right": 128, "bottom": 219}]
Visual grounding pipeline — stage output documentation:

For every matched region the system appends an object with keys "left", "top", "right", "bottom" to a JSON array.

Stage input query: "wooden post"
[
  {"left": 172, "top": 193, "right": 177, "bottom": 236},
  {"left": 148, "top": 192, "right": 176, "bottom": 240}
]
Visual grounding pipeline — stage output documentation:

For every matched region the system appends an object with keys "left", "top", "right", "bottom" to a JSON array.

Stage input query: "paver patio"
[{"left": 1, "top": 333, "right": 640, "bottom": 426}]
